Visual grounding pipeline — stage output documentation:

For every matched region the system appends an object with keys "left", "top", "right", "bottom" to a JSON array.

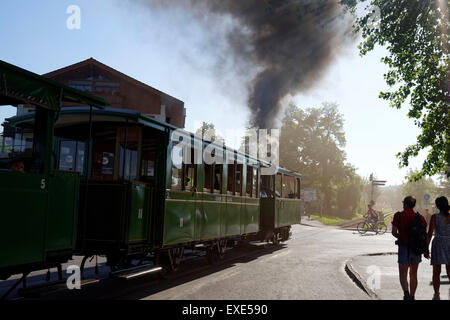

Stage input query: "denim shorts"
[{"left": 398, "top": 246, "right": 422, "bottom": 265}]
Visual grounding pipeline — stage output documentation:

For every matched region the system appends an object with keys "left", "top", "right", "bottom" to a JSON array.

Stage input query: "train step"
[{"left": 110, "top": 265, "right": 162, "bottom": 280}]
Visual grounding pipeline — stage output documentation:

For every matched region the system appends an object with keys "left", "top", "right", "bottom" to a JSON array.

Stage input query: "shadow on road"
[{"left": 8, "top": 244, "right": 287, "bottom": 300}]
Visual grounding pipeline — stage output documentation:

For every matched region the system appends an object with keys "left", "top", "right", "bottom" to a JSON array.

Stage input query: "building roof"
[
  {"left": 0, "top": 59, "right": 110, "bottom": 111},
  {"left": 43, "top": 57, "right": 183, "bottom": 105}
]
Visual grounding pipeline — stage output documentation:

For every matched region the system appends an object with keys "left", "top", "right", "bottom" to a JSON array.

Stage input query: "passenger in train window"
[
  {"left": 9, "top": 158, "right": 25, "bottom": 172},
  {"left": 214, "top": 165, "right": 222, "bottom": 193},
  {"left": 185, "top": 164, "right": 196, "bottom": 191}
]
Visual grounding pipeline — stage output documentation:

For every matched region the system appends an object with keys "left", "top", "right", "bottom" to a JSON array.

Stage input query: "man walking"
[{"left": 391, "top": 196, "right": 428, "bottom": 300}]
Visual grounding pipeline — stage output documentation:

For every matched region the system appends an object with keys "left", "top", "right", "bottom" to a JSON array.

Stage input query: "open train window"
[
  {"left": 252, "top": 167, "right": 258, "bottom": 198},
  {"left": 275, "top": 173, "right": 282, "bottom": 198},
  {"left": 184, "top": 164, "right": 197, "bottom": 191},
  {"left": 1, "top": 125, "right": 34, "bottom": 172},
  {"left": 171, "top": 143, "right": 183, "bottom": 191},
  {"left": 246, "top": 165, "right": 253, "bottom": 197},
  {"left": 227, "top": 163, "right": 235, "bottom": 195},
  {"left": 260, "top": 175, "right": 273, "bottom": 198},
  {"left": 204, "top": 164, "right": 213, "bottom": 192},
  {"left": 236, "top": 164, "right": 243, "bottom": 196},
  {"left": 283, "top": 175, "right": 296, "bottom": 199},
  {"left": 213, "top": 164, "right": 222, "bottom": 194},
  {"left": 0, "top": 126, "right": 33, "bottom": 160}
]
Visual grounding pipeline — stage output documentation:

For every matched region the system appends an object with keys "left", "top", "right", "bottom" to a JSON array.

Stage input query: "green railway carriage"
[
  {"left": 260, "top": 168, "right": 302, "bottom": 243},
  {"left": 2, "top": 62, "right": 303, "bottom": 282},
  {"left": 7, "top": 105, "right": 303, "bottom": 273},
  {"left": 0, "top": 60, "right": 109, "bottom": 282},
  {"left": 8, "top": 106, "right": 302, "bottom": 272}
]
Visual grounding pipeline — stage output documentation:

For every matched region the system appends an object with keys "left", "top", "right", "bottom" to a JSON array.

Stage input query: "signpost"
[{"left": 369, "top": 173, "right": 386, "bottom": 202}]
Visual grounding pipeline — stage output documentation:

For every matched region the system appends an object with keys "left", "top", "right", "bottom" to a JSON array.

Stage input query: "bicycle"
[{"left": 357, "top": 215, "right": 387, "bottom": 235}]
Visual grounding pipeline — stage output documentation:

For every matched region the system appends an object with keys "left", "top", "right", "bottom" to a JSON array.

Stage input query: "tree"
[
  {"left": 336, "top": 165, "right": 365, "bottom": 218},
  {"left": 195, "top": 122, "right": 222, "bottom": 142},
  {"left": 378, "top": 185, "right": 404, "bottom": 212},
  {"left": 436, "top": 171, "right": 450, "bottom": 195},
  {"left": 343, "top": 0, "right": 450, "bottom": 180},
  {"left": 402, "top": 169, "right": 439, "bottom": 210},
  {"left": 279, "top": 102, "right": 359, "bottom": 216}
]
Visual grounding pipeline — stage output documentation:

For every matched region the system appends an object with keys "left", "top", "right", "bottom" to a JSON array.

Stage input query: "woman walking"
[{"left": 425, "top": 196, "right": 450, "bottom": 300}]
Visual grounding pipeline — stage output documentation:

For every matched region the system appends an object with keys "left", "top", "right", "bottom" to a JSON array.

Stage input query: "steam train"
[{"left": 0, "top": 60, "right": 301, "bottom": 296}]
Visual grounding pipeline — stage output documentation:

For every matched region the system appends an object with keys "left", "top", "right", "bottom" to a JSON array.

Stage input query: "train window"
[
  {"left": 142, "top": 159, "right": 155, "bottom": 177},
  {"left": 92, "top": 128, "right": 116, "bottom": 181},
  {"left": 252, "top": 167, "right": 258, "bottom": 198},
  {"left": 184, "top": 164, "right": 197, "bottom": 191},
  {"left": 0, "top": 127, "right": 34, "bottom": 161},
  {"left": 296, "top": 178, "right": 301, "bottom": 199},
  {"left": 119, "top": 143, "right": 138, "bottom": 180},
  {"left": 58, "top": 140, "right": 85, "bottom": 174},
  {"left": 236, "top": 164, "right": 243, "bottom": 196},
  {"left": 141, "top": 134, "right": 157, "bottom": 178},
  {"left": 227, "top": 163, "right": 235, "bottom": 195},
  {"left": 213, "top": 164, "right": 222, "bottom": 194},
  {"left": 260, "top": 175, "right": 273, "bottom": 198},
  {"left": 171, "top": 144, "right": 183, "bottom": 191},
  {"left": 275, "top": 173, "right": 282, "bottom": 198},
  {"left": 246, "top": 165, "right": 253, "bottom": 197},
  {"left": 204, "top": 164, "right": 213, "bottom": 192},
  {"left": 118, "top": 126, "right": 140, "bottom": 181},
  {"left": 283, "top": 175, "right": 296, "bottom": 199}
]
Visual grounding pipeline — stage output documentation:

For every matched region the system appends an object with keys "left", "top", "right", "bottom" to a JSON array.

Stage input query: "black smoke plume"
[{"left": 139, "top": 0, "right": 354, "bottom": 129}]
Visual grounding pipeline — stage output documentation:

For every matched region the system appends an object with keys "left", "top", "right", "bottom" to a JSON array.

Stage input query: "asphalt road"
[
  {"left": 1, "top": 219, "right": 397, "bottom": 300},
  {"left": 125, "top": 220, "right": 395, "bottom": 300}
]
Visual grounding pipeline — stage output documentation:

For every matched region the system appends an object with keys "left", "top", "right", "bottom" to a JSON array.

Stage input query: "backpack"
[{"left": 407, "top": 212, "right": 428, "bottom": 255}]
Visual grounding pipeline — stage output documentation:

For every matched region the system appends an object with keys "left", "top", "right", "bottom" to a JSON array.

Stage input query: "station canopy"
[{"left": 0, "top": 60, "right": 109, "bottom": 111}]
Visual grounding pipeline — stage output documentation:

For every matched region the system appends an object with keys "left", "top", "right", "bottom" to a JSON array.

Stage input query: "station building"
[
  {"left": 18, "top": 58, "right": 186, "bottom": 128},
  {"left": 1, "top": 58, "right": 186, "bottom": 159}
]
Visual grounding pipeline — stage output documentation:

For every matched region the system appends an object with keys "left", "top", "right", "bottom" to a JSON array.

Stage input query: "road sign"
[
  {"left": 372, "top": 180, "right": 386, "bottom": 186},
  {"left": 424, "top": 194, "right": 430, "bottom": 201},
  {"left": 301, "top": 188, "right": 317, "bottom": 202}
]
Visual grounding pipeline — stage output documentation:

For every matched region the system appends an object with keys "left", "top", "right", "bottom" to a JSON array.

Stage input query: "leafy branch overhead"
[{"left": 342, "top": 0, "right": 449, "bottom": 180}]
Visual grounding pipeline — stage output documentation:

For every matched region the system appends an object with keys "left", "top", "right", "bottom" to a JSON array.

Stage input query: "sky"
[{"left": 0, "top": 0, "right": 429, "bottom": 186}]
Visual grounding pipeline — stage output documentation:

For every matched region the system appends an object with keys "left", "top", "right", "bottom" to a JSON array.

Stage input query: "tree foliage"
[
  {"left": 342, "top": 0, "right": 450, "bottom": 180},
  {"left": 402, "top": 168, "right": 439, "bottom": 209},
  {"left": 279, "top": 102, "right": 364, "bottom": 217},
  {"left": 195, "top": 122, "right": 222, "bottom": 142}
]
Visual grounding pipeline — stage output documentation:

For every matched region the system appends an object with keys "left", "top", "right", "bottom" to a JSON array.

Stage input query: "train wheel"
[
  {"left": 217, "top": 240, "right": 227, "bottom": 260},
  {"left": 272, "top": 232, "right": 280, "bottom": 245},
  {"left": 170, "top": 247, "right": 184, "bottom": 272},
  {"left": 156, "top": 248, "right": 183, "bottom": 273},
  {"left": 206, "top": 245, "right": 219, "bottom": 265}
]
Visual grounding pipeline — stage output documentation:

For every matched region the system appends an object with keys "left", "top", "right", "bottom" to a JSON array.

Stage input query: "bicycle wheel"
[
  {"left": 377, "top": 223, "right": 387, "bottom": 235},
  {"left": 357, "top": 222, "right": 369, "bottom": 235}
]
